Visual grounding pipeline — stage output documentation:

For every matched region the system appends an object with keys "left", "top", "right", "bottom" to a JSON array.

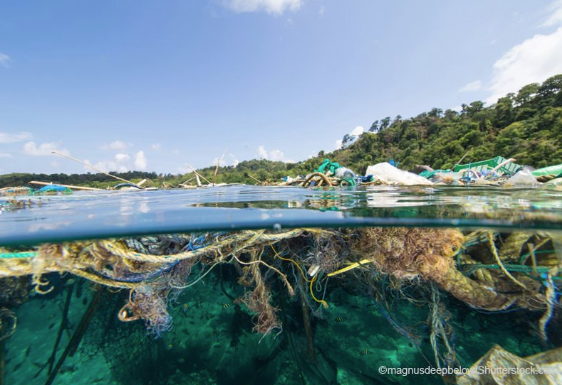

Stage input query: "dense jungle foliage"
[{"left": 1, "top": 75, "right": 561, "bottom": 188}]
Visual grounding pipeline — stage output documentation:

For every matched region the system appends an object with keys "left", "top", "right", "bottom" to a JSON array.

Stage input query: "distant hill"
[
  {"left": 0, "top": 171, "right": 159, "bottom": 189},
  {"left": 196, "top": 74, "right": 562, "bottom": 182},
  {"left": 2, "top": 74, "right": 561, "bottom": 188}
]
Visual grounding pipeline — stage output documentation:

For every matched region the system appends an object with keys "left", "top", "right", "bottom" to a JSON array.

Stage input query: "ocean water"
[
  {"left": 1, "top": 185, "right": 562, "bottom": 245},
  {"left": 1, "top": 185, "right": 561, "bottom": 385}
]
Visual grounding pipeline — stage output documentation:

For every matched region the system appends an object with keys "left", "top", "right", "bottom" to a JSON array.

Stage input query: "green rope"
[
  {"left": 519, "top": 250, "right": 554, "bottom": 266},
  {"left": 461, "top": 263, "right": 553, "bottom": 274},
  {"left": 458, "top": 245, "right": 560, "bottom": 281},
  {"left": 0, "top": 251, "right": 37, "bottom": 259},
  {"left": 461, "top": 261, "right": 561, "bottom": 281}
]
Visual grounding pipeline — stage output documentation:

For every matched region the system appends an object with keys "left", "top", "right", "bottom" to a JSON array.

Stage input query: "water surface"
[{"left": 1, "top": 185, "right": 562, "bottom": 246}]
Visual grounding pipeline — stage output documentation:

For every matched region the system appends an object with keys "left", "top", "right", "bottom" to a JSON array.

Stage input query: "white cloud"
[
  {"left": 257, "top": 145, "right": 268, "bottom": 159},
  {"left": 269, "top": 149, "right": 285, "bottom": 161},
  {"left": 350, "top": 126, "right": 364, "bottom": 136},
  {"left": 541, "top": 0, "right": 562, "bottom": 27},
  {"left": 101, "top": 140, "right": 131, "bottom": 151},
  {"left": 335, "top": 125, "right": 364, "bottom": 149},
  {"left": 23, "top": 141, "right": 70, "bottom": 156},
  {"left": 224, "top": 0, "right": 302, "bottom": 15},
  {"left": 82, "top": 159, "right": 100, "bottom": 173},
  {"left": 0, "top": 131, "right": 33, "bottom": 143},
  {"left": 211, "top": 153, "right": 239, "bottom": 167},
  {"left": 115, "top": 153, "right": 130, "bottom": 162},
  {"left": 151, "top": 143, "right": 161, "bottom": 151},
  {"left": 486, "top": 26, "right": 562, "bottom": 104},
  {"left": 459, "top": 80, "right": 483, "bottom": 92},
  {"left": 212, "top": 157, "right": 227, "bottom": 167},
  {"left": 93, "top": 160, "right": 128, "bottom": 173},
  {"left": 319, "top": 5, "right": 325, "bottom": 16},
  {"left": 257, "top": 145, "right": 295, "bottom": 162},
  {"left": 229, "top": 153, "right": 240, "bottom": 167},
  {"left": 177, "top": 165, "right": 193, "bottom": 174},
  {"left": 134, "top": 151, "right": 147, "bottom": 170},
  {"left": 84, "top": 159, "right": 125, "bottom": 172},
  {"left": 450, "top": 105, "right": 463, "bottom": 112},
  {"left": 0, "top": 153, "right": 12, "bottom": 158},
  {"left": 0, "top": 53, "right": 10, "bottom": 68}
]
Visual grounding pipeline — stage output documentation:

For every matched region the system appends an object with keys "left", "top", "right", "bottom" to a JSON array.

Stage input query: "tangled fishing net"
[{"left": 0, "top": 226, "right": 561, "bottom": 382}]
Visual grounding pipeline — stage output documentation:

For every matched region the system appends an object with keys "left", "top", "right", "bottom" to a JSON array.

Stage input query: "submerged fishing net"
[
  {"left": 0, "top": 226, "right": 561, "bottom": 383},
  {"left": 81, "top": 289, "right": 164, "bottom": 385}
]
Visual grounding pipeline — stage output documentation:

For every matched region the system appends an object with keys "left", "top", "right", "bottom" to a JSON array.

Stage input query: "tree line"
[{"left": 0, "top": 171, "right": 159, "bottom": 189}]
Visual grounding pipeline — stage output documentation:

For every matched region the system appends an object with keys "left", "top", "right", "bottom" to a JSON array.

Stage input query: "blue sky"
[{"left": 1, "top": 0, "right": 562, "bottom": 175}]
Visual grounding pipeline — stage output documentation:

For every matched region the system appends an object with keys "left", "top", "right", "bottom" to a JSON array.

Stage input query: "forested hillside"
[
  {"left": 2, "top": 75, "right": 561, "bottom": 187},
  {"left": 333, "top": 74, "right": 562, "bottom": 174}
]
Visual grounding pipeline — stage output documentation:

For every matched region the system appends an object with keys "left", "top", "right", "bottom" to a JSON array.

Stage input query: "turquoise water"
[
  {"left": 1, "top": 185, "right": 562, "bottom": 246},
  {"left": 1, "top": 185, "right": 562, "bottom": 385}
]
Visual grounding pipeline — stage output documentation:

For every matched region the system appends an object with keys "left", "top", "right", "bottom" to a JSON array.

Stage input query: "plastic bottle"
[{"left": 335, "top": 167, "right": 356, "bottom": 180}]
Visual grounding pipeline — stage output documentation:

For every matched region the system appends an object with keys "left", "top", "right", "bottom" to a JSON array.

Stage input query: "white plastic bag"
[
  {"left": 365, "top": 163, "right": 433, "bottom": 185},
  {"left": 504, "top": 169, "right": 539, "bottom": 186}
]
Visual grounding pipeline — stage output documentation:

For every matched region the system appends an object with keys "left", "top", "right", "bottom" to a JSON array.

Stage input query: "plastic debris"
[
  {"left": 504, "top": 169, "right": 540, "bottom": 187},
  {"left": 532, "top": 163, "right": 562, "bottom": 181},
  {"left": 457, "top": 345, "right": 562, "bottom": 385},
  {"left": 365, "top": 162, "right": 433, "bottom": 185}
]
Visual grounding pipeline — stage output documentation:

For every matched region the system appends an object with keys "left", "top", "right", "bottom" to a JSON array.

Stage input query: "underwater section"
[{"left": 1, "top": 226, "right": 562, "bottom": 385}]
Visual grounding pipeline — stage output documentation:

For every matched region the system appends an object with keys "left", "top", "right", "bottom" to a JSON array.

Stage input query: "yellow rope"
[
  {"left": 528, "top": 243, "right": 539, "bottom": 277},
  {"left": 270, "top": 243, "right": 310, "bottom": 283},
  {"left": 302, "top": 172, "right": 333, "bottom": 188},
  {"left": 94, "top": 229, "right": 305, "bottom": 264},
  {"left": 0, "top": 229, "right": 315, "bottom": 291},
  {"left": 232, "top": 253, "right": 294, "bottom": 296},
  {"left": 309, "top": 276, "right": 328, "bottom": 308},
  {"left": 259, "top": 229, "right": 305, "bottom": 241},
  {"left": 97, "top": 231, "right": 257, "bottom": 263},
  {"left": 327, "top": 259, "right": 373, "bottom": 277},
  {"left": 487, "top": 232, "right": 527, "bottom": 290},
  {"left": 69, "top": 269, "right": 140, "bottom": 289}
]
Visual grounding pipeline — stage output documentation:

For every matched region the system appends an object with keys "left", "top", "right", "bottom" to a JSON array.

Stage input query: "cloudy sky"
[{"left": 1, "top": 0, "right": 562, "bottom": 174}]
